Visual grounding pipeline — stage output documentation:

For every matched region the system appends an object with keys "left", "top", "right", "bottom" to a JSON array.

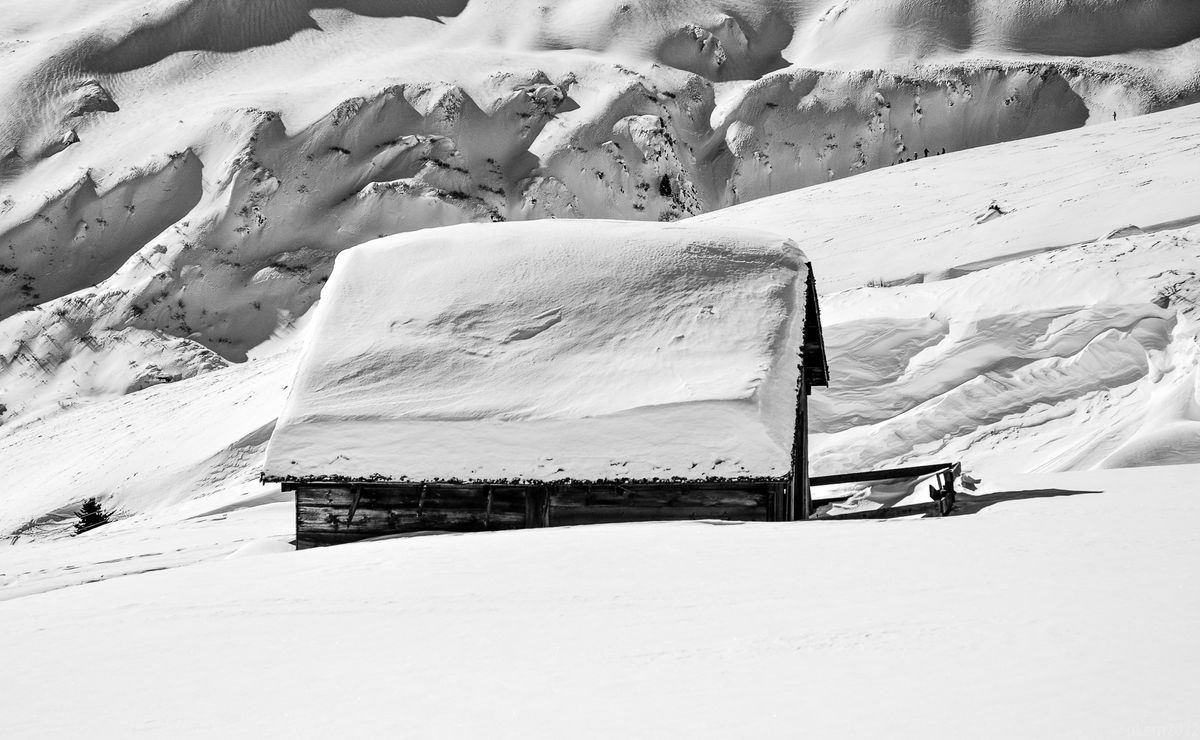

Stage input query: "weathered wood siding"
[
  {"left": 292, "top": 481, "right": 786, "bottom": 548},
  {"left": 548, "top": 483, "right": 778, "bottom": 526}
]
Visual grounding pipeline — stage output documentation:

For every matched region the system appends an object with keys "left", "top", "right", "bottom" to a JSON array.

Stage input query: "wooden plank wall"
[
  {"left": 293, "top": 481, "right": 785, "bottom": 548},
  {"left": 549, "top": 482, "right": 778, "bottom": 527}
]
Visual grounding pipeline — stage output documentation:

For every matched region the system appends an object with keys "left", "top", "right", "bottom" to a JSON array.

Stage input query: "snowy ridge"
[{"left": 264, "top": 220, "right": 808, "bottom": 482}]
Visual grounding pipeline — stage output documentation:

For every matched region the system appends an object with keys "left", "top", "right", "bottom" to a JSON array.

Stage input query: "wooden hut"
[{"left": 262, "top": 220, "right": 828, "bottom": 548}]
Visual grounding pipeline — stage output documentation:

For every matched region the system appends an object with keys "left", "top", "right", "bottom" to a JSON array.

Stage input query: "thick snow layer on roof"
[{"left": 263, "top": 220, "right": 809, "bottom": 482}]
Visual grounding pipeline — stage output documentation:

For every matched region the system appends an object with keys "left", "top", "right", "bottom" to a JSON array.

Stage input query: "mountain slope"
[
  {"left": 3, "top": 103, "right": 1197, "bottom": 534},
  {"left": 695, "top": 105, "right": 1200, "bottom": 497},
  {"left": 3, "top": 0, "right": 1199, "bottom": 424}
]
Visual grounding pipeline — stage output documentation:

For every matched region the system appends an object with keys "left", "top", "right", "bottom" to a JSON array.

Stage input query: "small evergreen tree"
[{"left": 74, "top": 497, "right": 112, "bottom": 534}]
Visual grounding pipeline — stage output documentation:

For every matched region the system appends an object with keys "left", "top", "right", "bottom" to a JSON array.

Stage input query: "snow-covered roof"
[{"left": 263, "top": 220, "right": 820, "bottom": 483}]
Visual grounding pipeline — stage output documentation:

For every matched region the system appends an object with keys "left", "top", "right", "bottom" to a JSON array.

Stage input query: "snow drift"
[
  {"left": 700, "top": 104, "right": 1200, "bottom": 499},
  {"left": 265, "top": 220, "right": 810, "bottom": 482}
]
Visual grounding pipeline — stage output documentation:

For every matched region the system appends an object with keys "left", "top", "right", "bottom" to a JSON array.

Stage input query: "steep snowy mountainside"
[
  {"left": 2, "top": 0, "right": 1199, "bottom": 428},
  {"left": 693, "top": 104, "right": 1200, "bottom": 292}
]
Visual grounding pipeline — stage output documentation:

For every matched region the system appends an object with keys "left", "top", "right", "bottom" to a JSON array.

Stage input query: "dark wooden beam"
[
  {"left": 346, "top": 484, "right": 363, "bottom": 525},
  {"left": 294, "top": 486, "right": 302, "bottom": 548},
  {"left": 525, "top": 486, "right": 550, "bottom": 528},
  {"left": 811, "top": 462, "right": 961, "bottom": 487},
  {"left": 789, "top": 373, "right": 810, "bottom": 521},
  {"left": 798, "top": 374, "right": 810, "bottom": 521},
  {"left": 802, "top": 267, "right": 830, "bottom": 388}
]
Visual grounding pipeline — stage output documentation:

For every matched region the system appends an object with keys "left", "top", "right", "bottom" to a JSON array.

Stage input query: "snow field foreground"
[
  {"left": 0, "top": 497, "right": 293, "bottom": 603},
  {"left": 1, "top": 463, "right": 1197, "bottom": 739}
]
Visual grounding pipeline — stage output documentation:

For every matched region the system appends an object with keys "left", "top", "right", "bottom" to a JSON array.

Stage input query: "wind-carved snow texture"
[
  {"left": 3, "top": 0, "right": 1200, "bottom": 426},
  {"left": 810, "top": 230, "right": 1200, "bottom": 486},
  {"left": 697, "top": 102, "right": 1200, "bottom": 510}
]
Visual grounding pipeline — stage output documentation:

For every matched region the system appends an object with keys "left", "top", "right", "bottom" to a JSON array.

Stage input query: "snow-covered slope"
[
  {"left": 694, "top": 105, "right": 1200, "bottom": 497},
  {"left": 3, "top": 0, "right": 1199, "bottom": 423},
  {"left": 810, "top": 226, "right": 1200, "bottom": 490},
  {"left": 2, "top": 463, "right": 1198, "bottom": 738},
  {"left": 692, "top": 103, "right": 1200, "bottom": 292},
  {"left": 0, "top": 343, "right": 296, "bottom": 536},
  {"left": 4, "top": 102, "right": 1199, "bottom": 534}
]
